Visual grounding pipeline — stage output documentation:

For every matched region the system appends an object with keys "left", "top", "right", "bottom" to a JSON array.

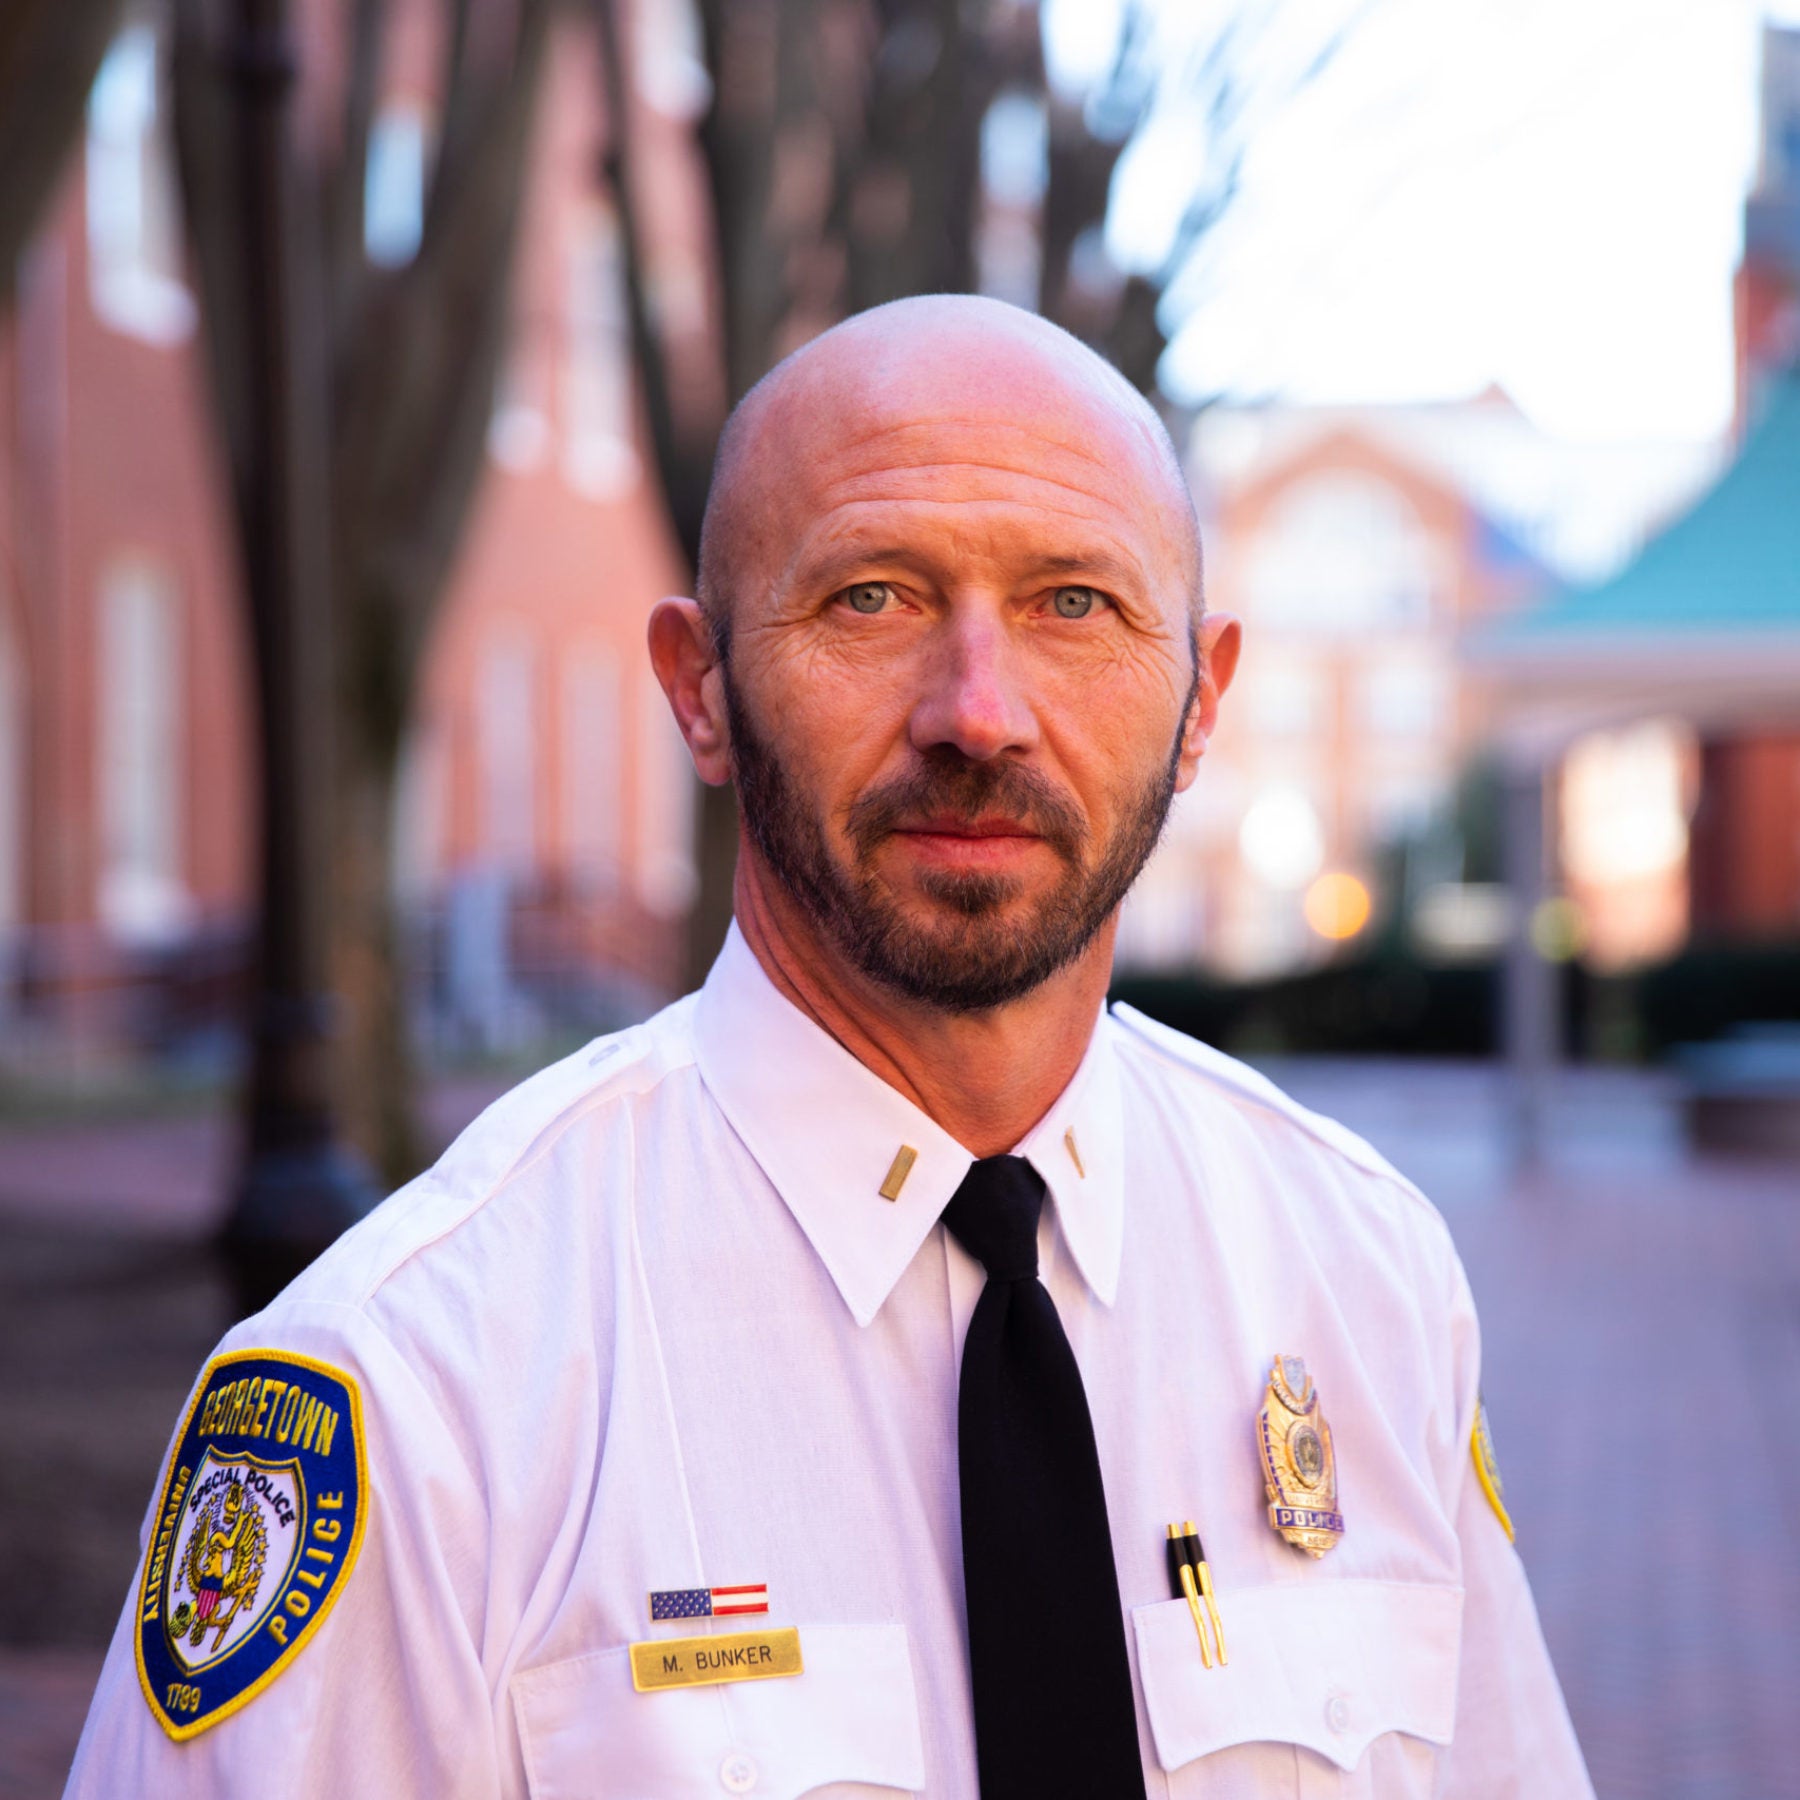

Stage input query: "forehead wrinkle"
[
  {"left": 782, "top": 493, "right": 1158, "bottom": 582},
  {"left": 811, "top": 466, "right": 1158, "bottom": 520},
  {"left": 808, "top": 415, "right": 1170, "bottom": 508},
  {"left": 820, "top": 410, "right": 1132, "bottom": 468}
]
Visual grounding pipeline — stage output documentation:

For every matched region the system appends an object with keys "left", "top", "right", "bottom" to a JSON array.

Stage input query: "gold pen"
[
  {"left": 1183, "top": 1519, "right": 1228, "bottom": 1667},
  {"left": 1165, "top": 1522, "right": 1213, "bottom": 1668}
]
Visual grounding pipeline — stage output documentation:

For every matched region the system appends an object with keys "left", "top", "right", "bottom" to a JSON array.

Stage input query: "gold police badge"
[{"left": 1257, "top": 1354, "right": 1344, "bottom": 1557}]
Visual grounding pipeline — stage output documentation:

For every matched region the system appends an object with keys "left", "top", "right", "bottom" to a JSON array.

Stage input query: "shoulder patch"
[
  {"left": 134, "top": 1349, "right": 368, "bottom": 1739},
  {"left": 1471, "top": 1395, "right": 1515, "bottom": 1543}
]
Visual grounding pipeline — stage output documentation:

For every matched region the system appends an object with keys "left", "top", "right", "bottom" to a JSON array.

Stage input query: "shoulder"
[
  {"left": 1107, "top": 1001, "right": 1450, "bottom": 1243},
  {"left": 276, "top": 992, "right": 703, "bottom": 1319},
  {"left": 185, "top": 1001, "right": 706, "bottom": 1516}
]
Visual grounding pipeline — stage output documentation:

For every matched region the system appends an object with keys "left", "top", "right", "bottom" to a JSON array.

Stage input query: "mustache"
[{"left": 843, "top": 752, "right": 1086, "bottom": 862}]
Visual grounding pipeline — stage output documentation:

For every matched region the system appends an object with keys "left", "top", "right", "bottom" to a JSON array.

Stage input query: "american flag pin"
[{"left": 648, "top": 1583, "right": 770, "bottom": 1622}]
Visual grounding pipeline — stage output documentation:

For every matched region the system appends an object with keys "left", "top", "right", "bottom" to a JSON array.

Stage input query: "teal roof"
[{"left": 1486, "top": 371, "right": 1800, "bottom": 644}]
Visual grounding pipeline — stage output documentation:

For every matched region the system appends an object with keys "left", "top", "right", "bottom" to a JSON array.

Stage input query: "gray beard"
[{"left": 723, "top": 665, "right": 1194, "bottom": 1014}]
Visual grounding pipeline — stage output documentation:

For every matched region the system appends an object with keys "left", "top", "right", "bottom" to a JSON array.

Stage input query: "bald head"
[{"left": 696, "top": 296, "right": 1201, "bottom": 642}]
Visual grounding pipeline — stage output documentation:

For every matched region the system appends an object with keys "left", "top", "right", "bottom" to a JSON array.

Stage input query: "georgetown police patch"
[{"left": 134, "top": 1349, "right": 367, "bottom": 1739}]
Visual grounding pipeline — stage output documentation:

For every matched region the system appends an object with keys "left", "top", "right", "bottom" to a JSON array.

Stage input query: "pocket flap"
[
  {"left": 1132, "top": 1580, "right": 1461, "bottom": 1774},
  {"left": 514, "top": 1622, "right": 925, "bottom": 1799}
]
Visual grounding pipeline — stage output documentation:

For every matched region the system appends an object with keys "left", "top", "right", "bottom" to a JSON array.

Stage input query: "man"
[{"left": 68, "top": 296, "right": 1592, "bottom": 1796}]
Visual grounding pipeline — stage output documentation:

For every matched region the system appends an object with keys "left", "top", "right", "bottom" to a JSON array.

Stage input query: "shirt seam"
[
  {"left": 1108, "top": 1011, "right": 1453, "bottom": 1240},
  {"left": 349, "top": 1030, "right": 702, "bottom": 1308},
  {"left": 267, "top": 1296, "right": 490, "bottom": 1505}
]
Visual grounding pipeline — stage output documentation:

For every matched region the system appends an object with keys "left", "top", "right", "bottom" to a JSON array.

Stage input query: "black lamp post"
[{"left": 217, "top": 0, "right": 376, "bottom": 1314}]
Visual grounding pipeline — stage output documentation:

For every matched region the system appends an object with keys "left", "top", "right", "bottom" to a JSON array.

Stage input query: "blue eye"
[
  {"left": 842, "top": 583, "right": 894, "bottom": 614},
  {"left": 1052, "top": 586, "right": 1101, "bottom": 619}
]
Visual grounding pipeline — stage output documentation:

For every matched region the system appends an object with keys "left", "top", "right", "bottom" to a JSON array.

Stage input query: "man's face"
[{"left": 709, "top": 320, "right": 1229, "bottom": 1013}]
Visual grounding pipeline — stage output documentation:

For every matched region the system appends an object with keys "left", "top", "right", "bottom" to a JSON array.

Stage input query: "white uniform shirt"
[{"left": 69, "top": 925, "right": 1593, "bottom": 1798}]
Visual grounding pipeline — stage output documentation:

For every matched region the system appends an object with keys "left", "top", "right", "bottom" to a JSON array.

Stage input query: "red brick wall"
[{"left": 1689, "top": 735, "right": 1800, "bottom": 937}]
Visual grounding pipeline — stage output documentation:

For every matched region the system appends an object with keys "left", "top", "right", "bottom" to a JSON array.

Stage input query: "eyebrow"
[
  {"left": 792, "top": 542, "right": 1148, "bottom": 595},
  {"left": 1016, "top": 550, "right": 1146, "bottom": 592}
]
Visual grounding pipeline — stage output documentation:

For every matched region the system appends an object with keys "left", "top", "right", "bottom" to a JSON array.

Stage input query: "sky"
[{"left": 1044, "top": 0, "right": 1800, "bottom": 443}]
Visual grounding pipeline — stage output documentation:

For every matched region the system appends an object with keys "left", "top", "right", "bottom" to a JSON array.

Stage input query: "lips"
[
  {"left": 887, "top": 815, "right": 1048, "bottom": 875},
  {"left": 895, "top": 814, "right": 1040, "bottom": 840}
]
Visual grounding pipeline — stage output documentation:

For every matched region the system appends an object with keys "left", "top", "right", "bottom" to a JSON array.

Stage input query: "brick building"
[
  {"left": 1117, "top": 383, "right": 1718, "bottom": 978},
  {"left": 0, "top": 1, "right": 712, "bottom": 1066},
  {"left": 1119, "top": 396, "right": 1552, "bottom": 977}
]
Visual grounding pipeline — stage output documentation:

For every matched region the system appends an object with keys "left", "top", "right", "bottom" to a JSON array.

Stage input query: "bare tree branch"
[
  {"left": 322, "top": 0, "right": 385, "bottom": 340},
  {"left": 331, "top": 0, "right": 551, "bottom": 742},
  {"left": 594, "top": 0, "right": 712, "bottom": 562},
  {"left": 0, "top": 0, "right": 126, "bottom": 289}
]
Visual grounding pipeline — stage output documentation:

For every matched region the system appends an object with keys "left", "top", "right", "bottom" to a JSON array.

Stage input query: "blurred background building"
[
  {"left": 1120, "top": 386, "right": 1712, "bottom": 975},
  {"left": 8, "top": 4, "right": 1796, "bottom": 1106},
  {"left": 0, "top": 0, "right": 707, "bottom": 1083}
]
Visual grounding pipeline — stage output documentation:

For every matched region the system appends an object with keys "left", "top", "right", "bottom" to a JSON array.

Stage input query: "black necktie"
[{"left": 941, "top": 1155, "right": 1146, "bottom": 1800}]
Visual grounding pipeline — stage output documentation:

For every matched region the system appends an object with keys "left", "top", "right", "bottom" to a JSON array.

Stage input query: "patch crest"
[
  {"left": 135, "top": 1349, "right": 367, "bottom": 1739},
  {"left": 1472, "top": 1395, "right": 1515, "bottom": 1543}
]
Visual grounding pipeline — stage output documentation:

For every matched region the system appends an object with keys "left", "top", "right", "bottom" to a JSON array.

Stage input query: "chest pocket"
[
  {"left": 1132, "top": 1580, "right": 1461, "bottom": 1796},
  {"left": 512, "top": 1622, "right": 926, "bottom": 1799}
]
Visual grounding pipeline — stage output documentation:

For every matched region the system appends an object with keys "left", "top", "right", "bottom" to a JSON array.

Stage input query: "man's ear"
[
  {"left": 648, "top": 598, "right": 732, "bottom": 786},
  {"left": 1173, "top": 612, "right": 1241, "bottom": 794}
]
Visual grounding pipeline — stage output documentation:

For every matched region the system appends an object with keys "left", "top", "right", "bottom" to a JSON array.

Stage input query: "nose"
[{"left": 907, "top": 606, "right": 1039, "bottom": 762}]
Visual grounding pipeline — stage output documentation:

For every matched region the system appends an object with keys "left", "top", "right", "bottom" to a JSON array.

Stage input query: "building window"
[
  {"left": 393, "top": 724, "right": 446, "bottom": 905},
  {"left": 1561, "top": 721, "right": 1693, "bottom": 888},
  {"left": 634, "top": 0, "right": 710, "bottom": 119},
  {"left": 1359, "top": 655, "right": 1451, "bottom": 738},
  {"left": 1242, "top": 660, "right": 1325, "bottom": 740},
  {"left": 489, "top": 331, "right": 552, "bottom": 471},
  {"left": 97, "top": 560, "right": 191, "bottom": 944},
  {"left": 364, "top": 102, "right": 429, "bottom": 267},
  {"left": 562, "top": 203, "right": 639, "bottom": 500},
  {"left": 478, "top": 624, "right": 538, "bottom": 876},
  {"left": 1246, "top": 475, "right": 1436, "bottom": 635},
  {"left": 1365, "top": 770, "right": 1444, "bottom": 843},
  {"left": 562, "top": 643, "right": 623, "bottom": 893},
  {"left": 976, "top": 89, "right": 1047, "bottom": 309},
  {"left": 86, "top": 26, "right": 196, "bottom": 345}
]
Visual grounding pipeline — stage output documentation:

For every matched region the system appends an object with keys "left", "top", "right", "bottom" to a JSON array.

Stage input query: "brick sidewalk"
[
  {"left": 2, "top": 1066, "right": 1795, "bottom": 1798},
  {"left": 1451, "top": 1161, "right": 1800, "bottom": 1800}
]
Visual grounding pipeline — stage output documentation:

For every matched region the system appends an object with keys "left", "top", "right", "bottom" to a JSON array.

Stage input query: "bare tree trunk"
[
  {"left": 333, "top": 733, "right": 416, "bottom": 1185},
  {"left": 324, "top": 2, "right": 550, "bottom": 1174},
  {"left": 178, "top": 0, "right": 553, "bottom": 1192}
]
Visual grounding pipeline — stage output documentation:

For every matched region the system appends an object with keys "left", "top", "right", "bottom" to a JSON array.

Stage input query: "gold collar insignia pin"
[{"left": 1257, "top": 1353, "right": 1344, "bottom": 1557}]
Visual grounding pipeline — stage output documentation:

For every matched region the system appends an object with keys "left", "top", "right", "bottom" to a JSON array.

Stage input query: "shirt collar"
[{"left": 693, "top": 924, "right": 1125, "bottom": 1326}]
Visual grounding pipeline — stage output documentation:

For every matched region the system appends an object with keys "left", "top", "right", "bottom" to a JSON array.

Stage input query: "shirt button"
[
  {"left": 720, "top": 1753, "right": 758, "bottom": 1793},
  {"left": 1326, "top": 1695, "right": 1352, "bottom": 1734}
]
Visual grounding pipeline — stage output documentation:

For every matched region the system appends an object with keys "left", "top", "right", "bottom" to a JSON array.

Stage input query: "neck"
[{"left": 730, "top": 846, "right": 1113, "bottom": 1158}]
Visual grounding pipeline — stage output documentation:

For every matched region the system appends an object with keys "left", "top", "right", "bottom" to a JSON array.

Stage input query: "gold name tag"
[{"left": 630, "top": 1627, "right": 803, "bottom": 1693}]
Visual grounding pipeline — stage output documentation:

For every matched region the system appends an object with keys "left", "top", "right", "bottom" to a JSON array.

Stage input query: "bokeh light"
[{"left": 1303, "top": 870, "right": 1373, "bottom": 941}]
